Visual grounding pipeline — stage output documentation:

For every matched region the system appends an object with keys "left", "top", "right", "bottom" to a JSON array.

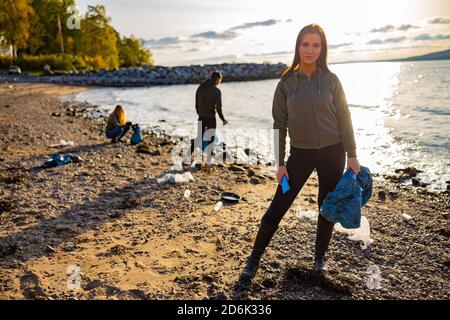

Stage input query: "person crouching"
[{"left": 105, "top": 105, "right": 132, "bottom": 143}]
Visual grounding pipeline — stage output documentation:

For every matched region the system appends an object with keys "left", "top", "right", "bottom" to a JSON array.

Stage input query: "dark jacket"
[
  {"left": 320, "top": 166, "right": 372, "bottom": 229},
  {"left": 273, "top": 68, "right": 356, "bottom": 165},
  {"left": 195, "top": 80, "right": 225, "bottom": 121}
]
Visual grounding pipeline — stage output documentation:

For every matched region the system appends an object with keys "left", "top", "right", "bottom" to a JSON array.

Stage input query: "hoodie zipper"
[{"left": 308, "top": 76, "right": 321, "bottom": 147}]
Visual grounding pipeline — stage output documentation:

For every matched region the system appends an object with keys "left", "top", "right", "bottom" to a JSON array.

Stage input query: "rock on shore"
[{"left": 0, "top": 63, "right": 287, "bottom": 87}]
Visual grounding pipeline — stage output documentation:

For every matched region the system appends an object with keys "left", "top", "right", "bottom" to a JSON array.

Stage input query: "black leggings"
[
  {"left": 191, "top": 117, "right": 217, "bottom": 153},
  {"left": 262, "top": 142, "right": 346, "bottom": 257},
  {"left": 199, "top": 117, "right": 216, "bottom": 143}
]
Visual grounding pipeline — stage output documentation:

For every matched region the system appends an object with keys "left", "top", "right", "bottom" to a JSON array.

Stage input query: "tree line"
[{"left": 0, "top": 0, "right": 153, "bottom": 70}]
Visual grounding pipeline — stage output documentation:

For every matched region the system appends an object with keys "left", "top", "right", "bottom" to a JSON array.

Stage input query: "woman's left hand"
[{"left": 347, "top": 157, "right": 361, "bottom": 175}]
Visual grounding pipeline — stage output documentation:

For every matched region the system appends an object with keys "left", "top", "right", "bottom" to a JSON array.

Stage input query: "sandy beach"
[{"left": 0, "top": 83, "right": 449, "bottom": 300}]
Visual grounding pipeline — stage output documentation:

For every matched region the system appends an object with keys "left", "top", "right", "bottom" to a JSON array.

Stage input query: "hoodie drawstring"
[
  {"left": 318, "top": 74, "right": 321, "bottom": 95},
  {"left": 291, "top": 74, "right": 298, "bottom": 99}
]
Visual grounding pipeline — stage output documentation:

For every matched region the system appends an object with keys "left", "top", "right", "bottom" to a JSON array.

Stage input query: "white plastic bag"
[
  {"left": 171, "top": 171, "right": 195, "bottom": 184},
  {"left": 157, "top": 172, "right": 194, "bottom": 184},
  {"left": 334, "top": 216, "right": 374, "bottom": 250},
  {"left": 157, "top": 173, "right": 172, "bottom": 184},
  {"left": 402, "top": 213, "right": 413, "bottom": 224},
  {"left": 295, "top": 210, "right": 319, "bottom": 221}
]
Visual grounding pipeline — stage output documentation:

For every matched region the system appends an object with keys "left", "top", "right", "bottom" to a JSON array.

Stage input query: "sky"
[{"left": 76, "top": 0, "right": 450, "bottom": 66}]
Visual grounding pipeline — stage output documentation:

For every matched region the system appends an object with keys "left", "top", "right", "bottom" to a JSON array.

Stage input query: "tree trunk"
[
  {"left": 12, "top": 43, "right": 17, "bottom": 61},
  {"left": 57, "top": 15, "right": 65, "bottom": 53}
]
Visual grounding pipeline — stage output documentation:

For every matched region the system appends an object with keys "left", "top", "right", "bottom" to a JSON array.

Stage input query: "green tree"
[
  {"left": 1, "top": 1, "right": 157, "bottom": 70},
  {"left": 28, "top": 0, "right": 78, "bottom": 55},
  {"left": 0, "top": 0, "right": 35, "bottom": 58},
  {"left": 118, "top": 35, "right": 153, "bottom": 67},
  {"left": 26, "top": 7, "right": 44, "bottom": 55},
  {"left": 78, "top": 5, "right": 119, "bottom": 69}
]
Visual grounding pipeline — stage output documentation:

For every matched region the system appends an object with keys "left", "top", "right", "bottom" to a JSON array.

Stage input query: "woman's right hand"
[{"left": 276, "top": 165, "right": 289, "bottom": 184}]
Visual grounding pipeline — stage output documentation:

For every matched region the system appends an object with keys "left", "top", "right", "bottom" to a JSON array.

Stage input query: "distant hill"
[
  {"left": 397, "top": 49, "right": 450, "bottom": 61},
  {"left": 330, "top": 48, "right": 450, "bottom": 65}
]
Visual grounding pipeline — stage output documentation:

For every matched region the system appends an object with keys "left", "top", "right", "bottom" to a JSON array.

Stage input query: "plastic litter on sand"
[
  {"left": 213, "top": 201, "right": 223, "bottom": 212},
  {"left": 295, "top": 210, "right": 319, "bottom": 221},
  {"left": 334, "top": 216, "right": 374, "bottom": 250},
  {"left": 157, "top": 172, "right": 195, "bottom": 184}
]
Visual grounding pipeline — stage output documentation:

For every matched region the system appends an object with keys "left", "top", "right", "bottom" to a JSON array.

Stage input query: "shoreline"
[
  {"left": 0, "top": 83, "right": 449, "bottom": 300},
  {"left": 0, "top": 62, "right": 287, "bottom": 87}
]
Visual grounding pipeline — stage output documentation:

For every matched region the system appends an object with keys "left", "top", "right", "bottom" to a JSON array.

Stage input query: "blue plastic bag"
[
  {"left": 44, "top": 154, "right": 83, "bottom": 167},
  {"left": 130, "top": 124, "right": 143, "bottom": 145},
  {"left": 320, "top": 166, "right": 372, "bottom": 229}
]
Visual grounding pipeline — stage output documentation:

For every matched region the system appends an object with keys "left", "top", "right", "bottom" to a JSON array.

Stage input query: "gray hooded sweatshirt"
[{"left": 273, "top": 67, "right": 357, "bottom": 165}]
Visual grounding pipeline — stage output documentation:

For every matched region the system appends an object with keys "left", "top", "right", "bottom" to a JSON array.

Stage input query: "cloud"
[
  {"left": 370, "top": 25, "right": 395, "bottom": 33},
  {"left": 229, "top": 19, "right": 281, "bottom": 31},
  {"left": 434, "top": 34, "right": 450, "bottom": 40},
  {"left": 366, "top": 32, "right": 450, "bottom": 46},
  {"left": 369, "top": 24, "right": 420, "bottom": 33},
  {"left": 397, "top": 24, "right": 419, "bottom": 31},
  {"left": 340, "top": 44, "right": 426, "bottom": 54},
  {"left": 387, "top": 45, "right": 427, "bottom": 50},
  {"left": 187, "top": 54, "right": 241, "bottom": 64},
  {"left": 384, "top": 36, "right": 407, "bottom": 43},
  {"left": 184, "top": 48, "right": 199, "bottom": 52},
  {"left": 340, "top": 48, "right": 380, "bottom": 54},
  {"left": 244, "top": 50, "right": 291, "bottom": 57},
  {"left": 429, "top": 17, "right": 450, "bottom": 24},
  {"left": 286, "top": 19, "right": 292, "bottom": 23},
  {"left": 414, "top": 34, "right": 433, "bottom": 41},
  {"left": 191, "top": 30, "right": 239, "bottom": 40},
  {"left": 329, "top": 42, "right": 353, "bottom": 49},
  {"left": 344, "top": 31, "right": 362, "bottom": 36},
  {"left": 414, "top": 33, "right": 450, "bottom": 41},
  {"left": 366, "top": 36, "right": 406, "bottom": 45},
  {"left": 144, "top": 36, "right": 181, "bottom": 47},
  {"left": 145, "top": 35, "right": 208, "bottom": 50},
  {"left": 146, "top": 18, "right": 284, "bottom": 49},
  {"left": 366, "top": 39, "right": 383, "bottom": 45},
  {"left": 190, "top": 18, "right": 283, "bottom": 41}
]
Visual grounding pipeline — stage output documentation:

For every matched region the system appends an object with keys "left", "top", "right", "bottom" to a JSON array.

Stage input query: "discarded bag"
[
  {"left": 43, "top": 154, "right": 83, "bottom": 167},
  {"left": 334, "top": 216, "right": 374, "bottom": 250},
  {"left": 130, "top": 124, "right": 143, "bottom": 145},
  {"left": 157, "top": 171, "right": 195, "bottom": 184}
]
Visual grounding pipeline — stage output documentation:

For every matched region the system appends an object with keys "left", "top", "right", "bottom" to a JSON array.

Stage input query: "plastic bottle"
[{"left": 213, "top": 201, "right": 223, "bottom": 212}]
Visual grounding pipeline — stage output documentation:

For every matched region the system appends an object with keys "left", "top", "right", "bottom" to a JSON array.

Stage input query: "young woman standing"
[{"left": 241, "top": 24, "right": 361, "bottom": 280}]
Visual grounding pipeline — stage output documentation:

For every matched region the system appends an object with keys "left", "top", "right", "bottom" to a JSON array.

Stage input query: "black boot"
[
  {"left": 240, "top": 221, "right": 278, "bottom": 281},
  {"left": 313, "top": 255, "right": 327, "bottom": 272},
  {"left": 313, "top": 214, "right": 334, "bottom": 273}
]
